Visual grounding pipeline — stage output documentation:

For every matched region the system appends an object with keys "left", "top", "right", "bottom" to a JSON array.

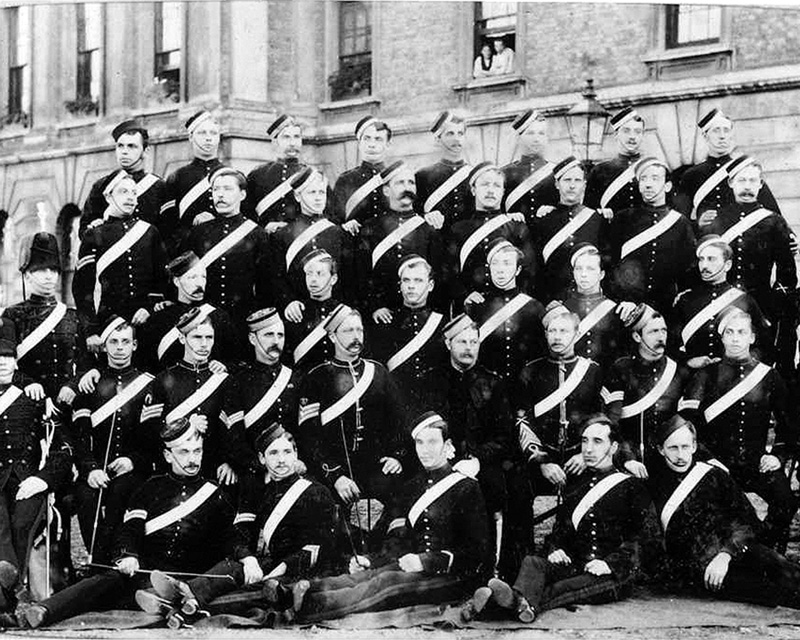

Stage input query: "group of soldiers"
[{"left": 0, "top": 102, "right": 798, "bottom": 628}]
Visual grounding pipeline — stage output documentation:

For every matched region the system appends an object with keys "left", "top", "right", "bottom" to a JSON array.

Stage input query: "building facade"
[{"left": 1, "top": 1, "right": 799, "bottom": 305}]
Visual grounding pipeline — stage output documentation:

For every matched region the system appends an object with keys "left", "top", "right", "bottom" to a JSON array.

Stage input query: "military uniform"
[
  {"left": 332, "top": 161, "right": 385, "bottom": 225},
  {"left": 415, "top": 159, "right": 473, "bottom": 228},
  {"left": 244, "top": 158, "right": 307, "bottom": 225},
  {"left": 564, "top": 291, "right": 626, "bottom": 371},
  {"left": 284, "top": 297, "right": 341, "bottom": 373},
  {"left": 501, "top": 154, "right": 559, "bottom": 225},
  {"left": 586, "top": 153, "right": 643, "bottom": 213}
]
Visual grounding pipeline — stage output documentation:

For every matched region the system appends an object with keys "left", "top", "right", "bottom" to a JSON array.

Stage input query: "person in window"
[
  {"left": 490, "top": 37, "right": 515, "bottom": 75},
  {"left": 473, "top": 43, "right": 494, "bottom": 79}
]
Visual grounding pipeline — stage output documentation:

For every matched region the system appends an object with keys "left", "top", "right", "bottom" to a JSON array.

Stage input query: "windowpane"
[
  {"left": 83, "top": 3, "right": 102, "bottom": 51},
  {"left": 667, "top": 5, "right": 721, "bottom": 48},
  {"left": 333, "top": 1, "right": 372, "bottom": 100},
  {"left": 161, "top": 2, "right": 183, "bottom": 52},
  {"left": 7, "top": 5, "right": 31, "bottom": 121}
]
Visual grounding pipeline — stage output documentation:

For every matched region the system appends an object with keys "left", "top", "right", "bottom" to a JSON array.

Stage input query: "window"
[
  {"left": 474, "top": 2, "right": 516, "bottom": 78},
  {"left": 154, "top": 1, "right": 183, "bottom": 103},
  {"left": 666, "top": 5, "right": 722, "bottom": 48},
  {"left": 72, "top": 3, "right": 102, "bottom": 116},
  {"left": 6, "top": 5, "right": 31, "bottom": 126},
  {"left": 330, "top": 1, "right": 371, "bottom": 101}
]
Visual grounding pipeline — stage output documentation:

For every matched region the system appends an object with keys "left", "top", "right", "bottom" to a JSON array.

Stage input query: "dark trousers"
[
  {"left": 513, "top": 555, "right": 631, "bottom": 612},
  {"left": 0, "top": 482, "right": 46, "bottom": 579},
  {"left": 734, "top": 467, "right": 797, "bottom": 548},
  {"left": 187, "top": 559, "right": 244, "bottom": 607}
]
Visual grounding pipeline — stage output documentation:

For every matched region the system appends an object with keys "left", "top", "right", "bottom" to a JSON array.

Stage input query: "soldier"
[
  {"left": 360, "top": 162, "right": 444, "bottom": 318},
  {"left": 79, "top": 120, "right": 166, "bottom": 238},
  {"left": 463, "top": 415, "right": 656, "bottom": 623},
  {"left": 501, "top": 110, "right": 559, "bottom": 224},
  {"left": 332, "top": 116, "right": 392, "bottom": 235},
  {"left": 533, "top": 157, "right": 609, "bottom": 303},
  {"left": 270, "top": 168, "right": 355, "bottom": 312},
  {"left": 671, "top": 236, "right": 769, "bottom": 368},
  {"left": 648, "top": 415, "right": 800, "bottom": 609},
  {"left": 586, "top": 107, "right": 646, "bottom": 217},
  {"left": 415, "top": 111, "right": 473, "bottom": 228},
  {"left": 184, "top": 167, "right": 270, "bottom": 329},
  {"left": 2, "top": 232, "right": 86, "bottom": 402},
  {"left": 72, "top": 172, "right": 169, "bottom": 342},
  {"left": 445, "top": 162, "right": 536, "bottom": 309},
  {"left": 71, "top": 317, "right": 156, "bottom": 565},
  {"left": 17, "top": 417, "right": 236, "bottom": 629},
  {"left": 160, "top": 110, "right": 226, "bottom": 254},
  {"left": 465, "top": 239, "right": 546, "bottom": 384},
  {"left": 609, "top": 157, "right": 696, "bottom": 313},
  {"left": 680, "top": 309, "right": 797, "bottom": 551}
]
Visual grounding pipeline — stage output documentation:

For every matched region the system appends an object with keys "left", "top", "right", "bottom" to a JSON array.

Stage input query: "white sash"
[
  {"left": 345, "top": 174, "right": 383, "bottom": 220},
  {"left": 197, "top": 219, "right": 257, "bottom": 269},
  {"left": 505, "top": 162, "right": 555, "bottom": 211},
  {"left": 371, "top": 216, "right": 426, "bottom": 268},
  {"left": 165, "top": 372, "right": 228, "bottom": 424},
  {"left": 179, "top": 177, "right": 211, "bottom": 219},
  {"left": 387, "top": 312, "right": 443, "bottom": 372},
  {"left": 95, "top": 220, "right": 150, "bottom": 310},
  {"left": 136, "top": 173, "right": 160, "bottom": 197},
  {"left": 91, "top": 373, "right": 154, "bottom": 427},
  {"left": 256, "top": 175, "right": 296, "bottom": 217},
  {"left": 720, "top": 208, "right": 772, "bottom": 245},
  {"left": 542, "top": 207, "right": 595, "bottom": 263},
  {"left": 320, "top": 361, "right": 375, "bottom": 425},
  {"left": 16, "top": 303, "right": 67, "bottom": 360},
  {"left": 0, "top": 386, "right": 23, "bottom": 417},
  {"left": 620, "top": 358, "right": 678, "bottom": 419},
  {"left": 285, "top": 219, "right": 336, "bottom": 270},
  {"left": 620, "top": 211, "right": 682, "bottom": 260},
  {"left": 681, "top": 288, "right": 744, "bottom": 345},
  {"left": 571, "top": 472, "right": 630, "bottom": 529},
  {"left": 423, "top": 164, "right": 472, "bottom": 213},
  {"left": 244, "top": 365, "right": 292, "bottom": 429},
  {"left": 478, "top": 294, "right": 532, "bottom": 342},
  {"left": 408, "top": 472, "right": 467, "bottom": 527},
  {"left": 145, "top": 482, "right": 218, "bottom": 535},
  {"left": 704, "top": 362, "right": 771, "bottom": 423},
  {"left": 459, "top": 214, "right": 510, "bottom": 269},
  {"left": 157, "top": 304, "right": 216, "bottom": 360},
  {"left": 534, "top": 357, "right": 592, "bottom": 417},
  {"left": 260, "top": 478, "right": 312, "bottom": 549},
  {"left": 575, "top": 299, "right": 617, "bottom": 344},
  {"left": 600, "top": 164, "right": 637, "bottom": 210},
  {"left": 692, "top": 158, "right": 735, "bottom": 217},
  {"left": 293, "top": 317, "right": 330, "bottom": 364},
  {"left": 660, "top": 462, "right": 713, "bottom": 531}
]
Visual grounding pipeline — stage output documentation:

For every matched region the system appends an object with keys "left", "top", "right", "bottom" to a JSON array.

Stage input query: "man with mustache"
[
  {"left": 359, "top": 162, "right": 444, "bottom": 322},
  {"left": 646, "top": 415, "right": 800, "bottom": 609},
  {"left": 160, "top": 110, "right": 226, "bottom": 255},
  {"left": 18, "top": 417, "right": 236, "bottom": 629},
  {"left": 671, "top": 236, "right": 769, "bottom": 369},
  {"left": 680, "top": 309, "right": 797, "bottom": 552}
]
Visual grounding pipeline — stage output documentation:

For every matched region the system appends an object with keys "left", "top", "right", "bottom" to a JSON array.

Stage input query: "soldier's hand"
[
  {"left": 759, "top": 454, "right": 782, "bottom": 473},
  {"left": 342, "top": 220, "right": 361, "bottom": 236},
  {"left": 16, "top": 476, "right": 48, "bottom": 501},
  {"left": 87, "top": 469, "right": 110, "bottom": 489},
  {"left": 88, "top": 218, "right": 103, "bottom": 231},
  {"left": 535, "top": 205, "right": 555, "bottom": 218},
  {"left": 108, "top": 457, "right": 134, "bottom": 477},
  {"left": 380, "top": 456, "right": 402, "bottom": 475},
  {"left": 398, "top": 553, "right": 424, "bottom": 573},
  {"left": 598, "top": 207, "right": 614, "bottom": 221},
  {"left": 424, "top": 210, "right": 445, "bottom": 230},
  {"left": 189, "top": 414, "right": 208, "bottom": 434},
  {"left": 585, "top": 559, "right": 612, "bottom": 576},
  {"left": 208, "top": 360, "right": 227, "bottom": 375},
  {"left": 507, "top": 211, "right": 526, "bottom": 223},
  {"left": 23, "top": 383, "right": 45, "bottom": 402},
  {"left": 57, "top": 385, "right": 76, "bottom": 405},
  {"left": 372, "top": 308, "right": 393, "bottom": 324},
  {"left": 264, "top": 221, "right": 288, "bottom": 234},
  {"left": 697, "top": 210, "right": 718, "bottom": 227},
  {"left": 115, "top": 556, "right": 140, "bottom": 577},
  {"left": 615, "top": 301, "right": 638, "bottom": 324},
  {"left": 241, "top": 556, "right": 264, "bottom": 585},
  {"left": 624, "top": 460, "right": 649, "bottom": 479},
  {"left": 464, "top": 291, "right": 485, "bottom": 307},
  {"left": 131, "top": 308, "right": 150, "bottom": 325},
  {"left": 564, "top": 453, "right": 586, "bottom": 475},
  {"left": 153, "top": 300, "right": 175, "bottom": 313},
  {"left": 78, "top": 369, "right": 101, "bottom": 394},
  {"left": 294, "top": 459, "right": 307, "bottom": 475},
  {"left": 540, "top": 463, "right": 566, "bottom": 487},
  {"left": 193, "top": 211, "right": 215, "bottom": 226},
  {"left": 686, "top": 356, "right": 720, "bottom": 370},
  {"left": 86, "top": 334, "right": 103, "bottom": 354},
  {"left": 217, "top": 463, "right": 238, "bottom": 485},
  {"left": 284, "top": 301, "right": 305, "bottom": 323},
  {"left": 453, "top": 458, "right": 480, "bottom": 478},
  {"left": 704, "top": 552, "right": 731, "bottom": 591},
  {"left": 349, "top": 555, "right": 371, "bottom": 574},
  {"left": 547, "top": 549, "right": 571, "bottom": 565},
  {"left": 334, "top": 476, "right": 361, "bottom": 503}
]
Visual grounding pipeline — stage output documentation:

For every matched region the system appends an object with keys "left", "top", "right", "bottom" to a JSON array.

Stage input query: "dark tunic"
[
  {"left": 415, "top": 159, "right": 473, "bottom": 228},
  {"left": 284, "top": 296, "right": 340, "bottom": 373},
  {"left": 332, "top": 161, "right": 386, "bottom": 225},
  {"left": 585, "top": 153, "right": 643, "bottom": 213},
  {"left": 501, "top": 154, "right": 559, "bottom": 224},
  {"left": 564, "top": 291, "right": 626, "bottom": 371},
  {"left": 244, "top": 157, "right": 307, "bottom": 225}
]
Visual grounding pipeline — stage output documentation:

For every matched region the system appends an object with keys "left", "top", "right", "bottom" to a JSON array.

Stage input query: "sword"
[
  {"left": 82, "top": 563, "right": 236, "bottom": 581},
  {"left": 557, "top": 362, "right": 568, "bottom": 504}
]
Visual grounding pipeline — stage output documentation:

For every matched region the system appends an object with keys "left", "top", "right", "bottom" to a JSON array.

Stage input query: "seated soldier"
[{"left": 463, "top": 414, "right": 656, "bottom": 623}]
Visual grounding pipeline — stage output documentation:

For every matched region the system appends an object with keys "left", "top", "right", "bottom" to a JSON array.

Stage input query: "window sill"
[
  {"left": 452, "top": 74, "right": 527, "bottom": 105},
  {"left": 319, "top": 95, "right": 381, "bottom": 113},
  {"left": 642, "top": 44, "right": 733, "bottom": 80}
]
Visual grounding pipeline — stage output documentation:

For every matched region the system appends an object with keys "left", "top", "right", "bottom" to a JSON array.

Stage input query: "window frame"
[
  {"left": 153, "top": 1, "right": 184, "bottom": 104},
  {"left": 6, "top": 5, "right": 31, "bottom": 127},
  {"left": 473, "top": 1, "right": 517, "bottom": 69},
  {"left": 74, "top": 2, "right": 103, "bottom": 116},
  {"left": 665, "top": 4, "right": 722, "bottom": 50},
  {"left": 330, "top": 0, "right": 373, "bottom": 102}
]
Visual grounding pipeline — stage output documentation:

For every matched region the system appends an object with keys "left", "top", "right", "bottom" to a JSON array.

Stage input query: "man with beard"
[
  {"left": 18, "top": 417, "right": 236, "bottom": 629},
  {"left": 609, "top": 158, "right": 696, "bottom": 313},
  {"left": 501, "top": 110, "right": 559, "bottom": 224},
  {"left": 72, "top": 172, "right": 169, "bottom": 342},
  {"left": 671, "top": 236, "right": 769, "bottom": 368},
  {"left": 360, "top": 162, "right": 444, "bottom": 319},
  {"left": 79, "top": 120, "right": 166, "bottom": 238},
  {"left": 463, "top": 415, "right": 656, "bottom": 623},
  {"left": 445, "top": 162, "right": 536, "bottom": 309},
  {"left": 586, "top": 107, "right": 646, "bottom": 218},
  {"left": 680, "top": 309, "right": 797, "bottom": 551},
  {"left": 647, "top": 415, "right": 800, "bottom": 609},
  {"left": 297, "top": 305, "right": 406, "bottom": 551},
  {"left": 415, "top": 111, "right": 473, "bottom": 229},
  {"left": 160, "top": 110, "right": 226, "bottom": 254}
]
